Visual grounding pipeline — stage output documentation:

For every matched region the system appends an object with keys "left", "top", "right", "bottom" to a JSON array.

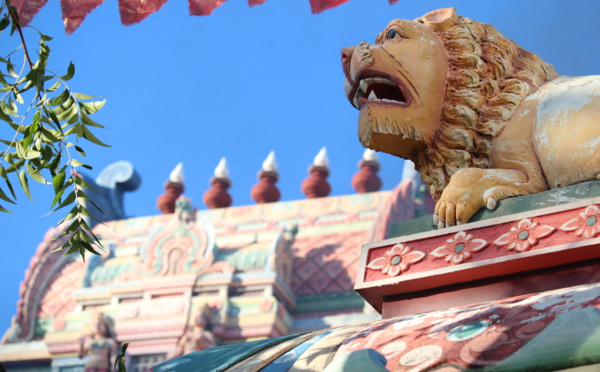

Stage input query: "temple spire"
[
  {"left": 157, "top": 163, "right": 186, "bottom": 214},
  {"left": 251, "top": 151, "right": 281, "bottom": 204},
  {"left": 352, "top": 149, "right": 382, "bottom": 193},
  {"left": 203, "top": 157, "right": 233, "bottom": 209},
  {"left": 301, "top": 147, "right": 331, "bottom": 198}
]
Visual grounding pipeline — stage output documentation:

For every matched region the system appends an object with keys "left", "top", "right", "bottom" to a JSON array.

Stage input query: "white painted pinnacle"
[
  {"left": 169, "top": 162, "right": 184, "bottom": 183},
  {"left": 363, "top": 149, "right": 379, "bottom": 162},
  {"left": 313, "top": 147, "right": 329, "bottom": 168},
  {"left": 214, "top": 157, "right": 230, "bottom": 179},
  {"left": 262, "top": 151, "right": 278, "bottom": 172}
]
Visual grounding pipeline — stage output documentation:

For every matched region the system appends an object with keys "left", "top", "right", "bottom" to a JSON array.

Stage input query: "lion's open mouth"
[{"left": 347, "top": 73, "right": 411, "bottom": 109}]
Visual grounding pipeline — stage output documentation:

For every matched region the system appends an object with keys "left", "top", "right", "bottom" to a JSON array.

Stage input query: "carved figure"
[
  {"left": 168, "top": 306, "right": 216, "bottom": 359},
  {"left": 341, "top": 7, "right": 600, "bottom": 227},
  {"left": 78, "top": 313, "right": 118, "bottom": 372}
]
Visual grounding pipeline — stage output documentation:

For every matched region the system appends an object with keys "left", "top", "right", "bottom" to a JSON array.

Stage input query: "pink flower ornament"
[
  {"left": 431, "top": 231, "right": 487, "bottom": 264},
  {"left": 560, "top": 205, "right": 600, "bottom": 239},
  {"left": 494, "top": 218, "right": 556, "bottom": 252},
  {"left": 367, "top": 243, "right": 425, "bottom": 277}
]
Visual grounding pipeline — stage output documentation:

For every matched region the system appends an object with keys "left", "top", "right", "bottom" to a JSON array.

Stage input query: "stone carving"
[
  {"left": 168, "top": 305, "right": 216, "bottom": 359},
  {"left": 341, "top": 7, "right": 600, "bottom": 227},
  {"left": 78, "top": 160, "right": 141, "bottom": 227},
  {"left": 78, "top": 313, "right": 119, "bottom": 372}
]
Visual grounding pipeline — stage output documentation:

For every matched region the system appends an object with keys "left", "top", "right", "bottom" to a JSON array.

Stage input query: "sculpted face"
[{"left": 341, "top": 17, "right": 448, "bottom": 159}]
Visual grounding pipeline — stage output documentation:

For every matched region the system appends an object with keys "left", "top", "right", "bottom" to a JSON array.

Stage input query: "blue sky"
[{"left": 1, "top": 0, "right": 599, "bottom": 335}]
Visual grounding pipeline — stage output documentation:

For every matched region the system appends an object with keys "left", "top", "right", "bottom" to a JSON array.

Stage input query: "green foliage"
[
  {"left": 115, "top": 342, "right": 129, "bottom": 372},
  {"left": 0, "top": 0, "right": 107, "bottom": 260}
]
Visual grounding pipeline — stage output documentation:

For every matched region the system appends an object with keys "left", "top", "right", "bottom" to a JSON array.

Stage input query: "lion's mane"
[{"left": 388, "top": 12, "right": 557, "bottom": 200}]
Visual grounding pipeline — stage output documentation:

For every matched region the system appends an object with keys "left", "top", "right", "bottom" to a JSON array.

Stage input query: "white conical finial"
[
  {"left": 363, "top": 149, "right": 379, "bottom": 162},
  {"left": 262, "top": 151, "right": 278, "bottom": 172},
  {"left": 214, "top": 157, "right": 230, "bottom": 179},
  {"left": 169, "top": 162, "right": 184, "bottom": 183},
  {"left": 313, "top": 147, "right": 329, "bottom": 168}
]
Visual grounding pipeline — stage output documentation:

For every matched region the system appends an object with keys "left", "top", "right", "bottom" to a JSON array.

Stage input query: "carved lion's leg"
[{"left": 434, "top": 168, "right": 546, "bottom": 227}]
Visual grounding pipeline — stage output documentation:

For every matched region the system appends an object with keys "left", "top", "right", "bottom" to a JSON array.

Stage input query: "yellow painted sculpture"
[{"left": 341, "top": 7, "right": 600, "bottom": 227}]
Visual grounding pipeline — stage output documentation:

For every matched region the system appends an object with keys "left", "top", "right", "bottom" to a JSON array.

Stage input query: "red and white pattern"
[
  {"left": 366, "top": 243, "right": 425, "bottom": 277},
  {"left": 560, "top": 205, "right": 600, "bottom": 239},
  {"left": 494, "top": 218, "right": 556, "bottom": 252},
  {"left": 430, "top": 231, "right": 487, "bottom": 264},
  {"left": 363, "top": 202, "right": 600, "bottom": 283}
]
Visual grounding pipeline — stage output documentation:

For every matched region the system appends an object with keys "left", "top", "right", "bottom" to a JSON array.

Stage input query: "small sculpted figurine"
[
  {"left": 168, "top": 306, "right": 216, "bottom": 359},
  {"left": 78, "top": 313, "right": 119, "bottom": 372},
  {"left": 341, "top": 7, "right": 600, "bottom": 227}
]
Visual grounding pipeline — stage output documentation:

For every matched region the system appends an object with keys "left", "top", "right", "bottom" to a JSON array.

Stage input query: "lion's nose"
[{"left": 341, "top": 46, "right": 356, "bottom": 78}]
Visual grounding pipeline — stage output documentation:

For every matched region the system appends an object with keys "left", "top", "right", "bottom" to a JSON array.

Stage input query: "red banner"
[
  {"left": 15, "top": 0, "right": 399, "bottom": 33},
  {"left": 189, "top": 0, "right": 227, "bottom": 16},
  {"left": 60, "top": 0, "right": 104, "bottom": 35},
  {"left": 247, "top": 0, "right": 268, "bottom": 6},
  {"left": 119, "top": 0, "right": 169, "bottom": 25},
  {"left": 309, "top": 0, "right": 350, "bottom": 14},
  {"left": 12, "top": 0, "right": 49, "bottom": 25}
]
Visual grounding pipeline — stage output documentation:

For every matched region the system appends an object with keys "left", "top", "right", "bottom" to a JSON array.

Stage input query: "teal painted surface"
[
  {"left": 295, "top": 292, "right": 365, "bottom": 314},
  {"left": 323, "top": 349, "right": 388, "bottom": 372},
  {"left": 261, "top": 330, "right": 332, "bottom": 371},
  {"left": 389, "top": 180, "right": 600, "bottom": 238},
  {"left": 150, "top": 333, "right": 307, "bottom": 372},
  {"left": 483, "top": 307, "right": 600, "bottom": 372},
  {"left": 216, "top": 249, "right": 268, "bottom": 271},
  {"left": 90, "top": 263, "right": 134, "bottom": 283}
]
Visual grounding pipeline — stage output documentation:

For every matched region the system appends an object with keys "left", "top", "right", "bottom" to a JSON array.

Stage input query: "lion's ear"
[{"left": 419, "top": 8, "right": 458, "bottom": 32}]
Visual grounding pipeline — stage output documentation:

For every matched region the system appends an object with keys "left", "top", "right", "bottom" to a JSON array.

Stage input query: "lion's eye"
[{"left": 386, "top": 29, "right": 404, "bottom": 40}]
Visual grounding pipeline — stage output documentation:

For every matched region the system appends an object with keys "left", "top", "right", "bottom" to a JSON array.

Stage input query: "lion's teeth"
[
  {"left": 360, "top": 79, "right": 369, "bottom": 92},
  {"left": 353, "top": 96, "right": 361, "bottom": 109},
  {"left": 368, "top": 91, "right": 378, "bottom": 100}
]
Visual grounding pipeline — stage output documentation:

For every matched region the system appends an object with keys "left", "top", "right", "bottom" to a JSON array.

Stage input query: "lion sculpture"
[{"left": 341, "top": 7, "right": 600, "bottom": 227}]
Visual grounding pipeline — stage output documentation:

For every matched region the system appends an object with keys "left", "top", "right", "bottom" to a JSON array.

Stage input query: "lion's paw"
[{"left": 434, "top": 187, "right": 493, "bottom": 228}]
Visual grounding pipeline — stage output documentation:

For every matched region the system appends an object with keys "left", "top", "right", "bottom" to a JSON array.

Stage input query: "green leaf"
[
  {"left": 79, "top": 99, "right": 105, "bottom": 115},
  {"left": 0, "top": 204, "right": 12, "bottom": 213},
  {"left": 6, "top": 60, "right": 17, "bottom": 78},
  {"left": 73, "top": 175, "right": 94, "bottom": 190},
  {"left": 39, "top": 127, "right": 62, "bottom": 143},
  {"left": 48, "top": 89, "right": 70, "bottom": 107},
  {"left": 4, "top": 179, "right": 16, "bottom": 199},
  {"left": 50, "top": 188, "right": 65, "bottom": 209},
  {"left": 52, "top": 171, "right": 66, "bottom": 193},
  {"left": 18, "top": 169, "right": 32, "bottom": 201},
  {"left": 61, "top": 62, "right": 75, "bottom": 81},
  {"left": 81, "top": 126, "right": 110, "bottom": 147},
  {"left": 70, "top": 159, "right": 86, "bottom": 168},
  {"left": 74, "top": 145, "right": 87, "bottom": 157},
  {"left": 27, "top": 162, "right": 49, "bottom": 184},
  {"left": 0, "top": 186, "right": 16, "bottom": 204},
  {"left": 53, "top": 190, "right": 75, "bottom": 212},
  {"left": 73, "top": 93, "right": 99, "bottom": 100},
  {"left": 56, "top": 103, "right": 78, "bottom": 122},
  {"left": 6, "top": 159, "right": 25, "bottom": 173},
  {"left": 0, "top": 17, "right": 9, "bottom": 31},
  {"left": 47, "top": 79, "right": 61, "bottom": 92},
  {"left": 80, "top": 111, "right": 104, "bottom": 128}
]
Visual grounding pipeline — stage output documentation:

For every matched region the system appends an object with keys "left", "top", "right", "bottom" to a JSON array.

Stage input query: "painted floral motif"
[
  {"left": 560, "top": 205, "right": 600, "bottom": 239},
  {"left": 366, "top": 243, "right": 425, "bottom": 277},
  {"left": 494, "top": 218, "right": 556, "bottom": 252},
  {"left": 430, "top": 231, "right": 487, "bottom": 264}
]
